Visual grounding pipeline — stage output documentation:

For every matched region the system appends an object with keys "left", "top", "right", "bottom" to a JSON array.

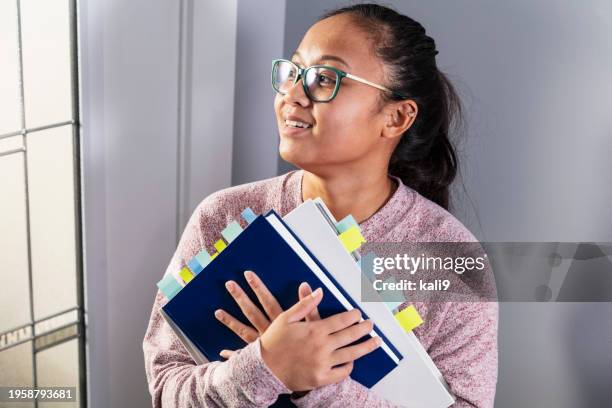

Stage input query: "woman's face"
[{"left": 274, "top": 14, "right": 396, "bottom": 175}]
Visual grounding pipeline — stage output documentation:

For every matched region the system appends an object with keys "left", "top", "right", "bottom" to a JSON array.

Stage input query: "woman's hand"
[
  {"left": 259, "top": 289, "right": 381, "bottom": 391},
  {"left": 214, "top": 271, "right": 381, "bottom": 392},
  {"left": 214, "top": 270, "right": 320, "bottom": 358}
]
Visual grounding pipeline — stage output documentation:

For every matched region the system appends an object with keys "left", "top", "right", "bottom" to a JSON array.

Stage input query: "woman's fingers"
[
  {"left": 214, "top": 309, "right": 259, "bottom": 343},
  {"left": 244, "top": 271, "right": 283, "bottom": 320},
  {"left": 330, "top": 319, "right": 374, "bottom": 349},
  {"left": 225, "top": 280, "right": 270, "bottom": 333},
  {"left": 331, "top": 336, "right": 382, "bottom": 366},
  {"left": 298, "top": 282, "right": 321, "bottom": 321},
  {"left": 327, "top": 361, "right": 354, "bottom": 384},
  {"left": 219, "top": 349, "right": 236, "bottom": 359},
  {"left": 319, "top": 308, "right": 362, "bottom": 334},
  {"left": 285, "top": 287, "right": 323, "bottom": 323}
]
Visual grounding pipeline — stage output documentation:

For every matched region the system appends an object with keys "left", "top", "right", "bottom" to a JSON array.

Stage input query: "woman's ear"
[{"left": 381, "top": 99, "right": 418, "bottom": 140}]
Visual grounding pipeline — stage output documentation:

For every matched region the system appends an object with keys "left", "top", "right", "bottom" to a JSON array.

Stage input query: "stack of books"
[{"left": 156, "top": 198, "right": 455, "bottom": 407}]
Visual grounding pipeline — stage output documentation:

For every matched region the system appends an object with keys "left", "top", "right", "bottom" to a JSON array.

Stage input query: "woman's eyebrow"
[{"left": 292, "top": 51, "right": 351, "bottom": 68}]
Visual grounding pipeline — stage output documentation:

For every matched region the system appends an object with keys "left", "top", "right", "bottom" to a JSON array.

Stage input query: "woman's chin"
[{"left": 279, "top": 141, "right": 309, "bottom": 167}]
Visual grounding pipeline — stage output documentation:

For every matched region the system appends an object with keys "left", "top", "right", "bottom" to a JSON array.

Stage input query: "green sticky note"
[
  {"left": 336, "top": 214, "right": 358, "bottom": 233},
  {"left": 195, "top": 249, "right": 212, "bottom": 269},
  {"left": 379, "top": 276, "right": 406, "bottom": 303},
  {"left": 157, "top": 274, "right": 182, "bottom": 300},
  {"left": 384, "top": 300, "right": 404, "bottom": 312},
  {"left": 221, "top": 220, "right": 243, "bottom": 243}
]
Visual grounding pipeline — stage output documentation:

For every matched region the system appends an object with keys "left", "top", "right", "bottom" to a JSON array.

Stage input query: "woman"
[{"left": 143, "top": 4, "right": 498, "bottom": 407}]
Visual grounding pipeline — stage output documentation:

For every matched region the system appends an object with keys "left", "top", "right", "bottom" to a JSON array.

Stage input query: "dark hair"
[{"left": 319, "top": 3, "right": 461, "bottom": 211}]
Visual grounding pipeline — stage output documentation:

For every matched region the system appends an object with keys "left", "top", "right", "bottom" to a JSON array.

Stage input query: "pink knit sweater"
[{"left": 143, "top": 169, "right": 498, "bottom": 407}]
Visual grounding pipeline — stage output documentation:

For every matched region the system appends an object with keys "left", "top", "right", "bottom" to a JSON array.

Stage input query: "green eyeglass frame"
[{"left": 271, "top": 58, "right": 408, "bottom": 102}]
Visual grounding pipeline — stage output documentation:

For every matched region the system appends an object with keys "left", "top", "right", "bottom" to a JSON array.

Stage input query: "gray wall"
[
  {"left": 80, "top": 1, "right": 236, "bottom": 407},
  {"left": 232, "top": 1, "right": 286, "bottom": 185},
  {"left": 80, "top": 0, "right": 612, "bottom": 406},
  {"left": 80, "top": 1, "right": 180, "bottom": 406}
]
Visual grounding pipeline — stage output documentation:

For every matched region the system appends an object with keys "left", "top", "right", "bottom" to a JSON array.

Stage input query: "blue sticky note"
[
  {"left": 188, "top": 257, "right": 204, "bottom": 275},
  {"left": 195, "top": 249, "right": 211, "bottom": 270},
  {"left": 241, "top": 207, "right": 257, "bottom": 224},
  {"left": 221, "top": 220, "right": 243, "bottom": 243},
  {"left": 336, "top": 214, "right": 358, "bottom": 233},
  {"left": 157, "top": 274, "right": 182, "bottom": 300}
]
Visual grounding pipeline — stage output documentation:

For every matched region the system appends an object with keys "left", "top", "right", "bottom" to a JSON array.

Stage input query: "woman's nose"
[{"left": 283, "top": 77, "right": 311, "bottom": 107}]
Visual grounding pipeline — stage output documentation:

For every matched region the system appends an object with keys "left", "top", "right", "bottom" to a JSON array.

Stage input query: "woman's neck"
[{"left": 301, "top": 169, "right": 398, "bottom": 224}]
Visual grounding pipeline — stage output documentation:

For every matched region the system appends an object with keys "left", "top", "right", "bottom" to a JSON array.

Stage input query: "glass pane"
[
  {"left": 34, "top": 309, "right": 78, "bottom": 336},
  {"left": 20, "top": 0, "right": 73, "bottom": 128},
  {"left": 0, "top": 153, "right": 32, "bottom": 333},
  {"left": 0, "top": 0, "right": 23, "bottom": 135},
  {"left": 0, "top": 342, "right": 35, "bottom": 408},
  {"left": 0, "top": 135, "right": 24, "bottom": 154},
  {"left": 26, "top": 126, "right": 77, "bottom": 319},
  {"left": 36, "top": 339, "right": 80, "bottom": 408}
]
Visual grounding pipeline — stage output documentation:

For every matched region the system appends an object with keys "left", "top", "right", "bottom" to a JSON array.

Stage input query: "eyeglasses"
[{"left": 271, "top": 58, "right": 408, "bottom": 103}]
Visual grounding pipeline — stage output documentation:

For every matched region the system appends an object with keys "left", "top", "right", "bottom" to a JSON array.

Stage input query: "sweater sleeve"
[
  {"left": 291, "top": 301, "right": 498, "bottom": 408},
  {"left": 142, "top": 201, "right": 291, "bottom": 407}
]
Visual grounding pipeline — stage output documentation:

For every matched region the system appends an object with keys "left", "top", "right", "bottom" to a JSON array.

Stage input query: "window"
[{"left": 0, "top": 0, "right": 85, "bottom": 406}]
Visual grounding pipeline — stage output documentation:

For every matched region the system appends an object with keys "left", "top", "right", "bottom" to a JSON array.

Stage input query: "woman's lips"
[{"left": 281, "top": 122, "right": 313, "bottom": 136}]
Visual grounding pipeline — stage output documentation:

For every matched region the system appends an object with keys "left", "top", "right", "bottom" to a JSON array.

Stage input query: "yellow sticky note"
[
  {"left": 211, "top": 252, "right": 219, "bottom": 259},
  {"left": 394, "top": 304, "right": 423, "bottom": 332},
  {"left": 179, "top": 266, "right": 194, "bottom": 284},
  {"left": 338, "top": 225, "right": 366, "bottom": 253},
  {"left": 214, "top": 239, "right": 227, "bottom": 253}
]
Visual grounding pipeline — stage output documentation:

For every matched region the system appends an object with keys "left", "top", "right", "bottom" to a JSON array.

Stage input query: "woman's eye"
[{"left": 317, "top": 74, "right": 334, "bottom": 86}]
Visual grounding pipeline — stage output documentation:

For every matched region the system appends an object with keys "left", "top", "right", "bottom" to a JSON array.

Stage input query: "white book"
[{"left": 284, "top": 199, "right": 455, "bottom": 407}]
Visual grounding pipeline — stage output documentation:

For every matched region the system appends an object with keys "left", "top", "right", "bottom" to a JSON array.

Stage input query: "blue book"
[{"left": 161, "top": 209, "right": 402, "bottom": 390}]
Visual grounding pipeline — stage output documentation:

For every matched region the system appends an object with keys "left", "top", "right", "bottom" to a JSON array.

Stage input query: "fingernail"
[
  {"left": 375, "top": 337, "right": 382, "bottom": 346},
  {"left": 225, "top": 281, "right": 234, "bottom": 292},
  {"left": 244, "top": 270, "right": 253, "bottom": 282},
  {"left": 214, "top": 309, "right": 223, "bottom": 318},
  {"left": 311, "top": 287, "right": 322, "bottom": 298}
]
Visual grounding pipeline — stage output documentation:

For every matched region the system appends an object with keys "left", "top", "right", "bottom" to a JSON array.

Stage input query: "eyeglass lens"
[{"left": 273, "top": 60, "right": 339, "bottom": 102}]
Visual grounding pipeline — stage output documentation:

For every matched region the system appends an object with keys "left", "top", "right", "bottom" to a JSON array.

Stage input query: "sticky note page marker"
[
  {"left": 221, "top": 221, "right": 243, "bottom": 243},
  {"left": 336, "top": 214, "right": 358, "bottom": 233},
  {"left": 157, "top": 274, "right": 182, "bottom": 300},
  {"left": 194, "top": 249, "right": 212, "bottom": 270},
  {"left": 188, "top": 257, "right": 204, "bottom": 275},
  {"left": 338, "top": 225, "right": 366, "bottom": 253},
  {"left": 179, "top": 266, "right": 194, "bottom": 284},
  {"left": 385, "top": 300, "right": 404, "bottom": 312},
  {"left": 241, "top": 207, "right": 257, "bottom": 224},
  {"left": 214, "top": 239, "right": 227, "bottom": 253},
  {"left": 394, "top": 304, "right": 424, "bottom": 332}
]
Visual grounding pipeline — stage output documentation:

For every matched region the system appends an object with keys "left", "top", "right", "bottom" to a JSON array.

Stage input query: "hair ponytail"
[{"left": 319, "top": 3, "right": 462, "bottom": 211}]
